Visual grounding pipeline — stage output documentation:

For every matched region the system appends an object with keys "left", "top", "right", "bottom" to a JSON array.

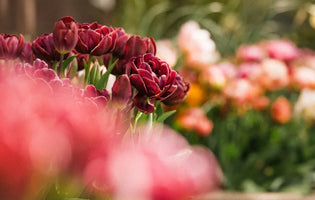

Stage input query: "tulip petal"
[
  {"left": 133, "top": 93, "right": 155, "bottom": 114},
  {"left": 130, "top": 74, "right": 148, "bottom": 94}
]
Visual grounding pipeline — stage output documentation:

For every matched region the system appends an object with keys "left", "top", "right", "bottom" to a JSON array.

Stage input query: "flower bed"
[
  {"left": 163, "top": 21, "right": 315, "bottom": 193},
  {"left": 0, "top": 17, "right": 222, "bottom": 200}
]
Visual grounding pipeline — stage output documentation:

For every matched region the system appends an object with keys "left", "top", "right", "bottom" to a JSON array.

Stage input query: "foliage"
[{"left": 116, "top": 0, "right": 314, "bottom": 56}]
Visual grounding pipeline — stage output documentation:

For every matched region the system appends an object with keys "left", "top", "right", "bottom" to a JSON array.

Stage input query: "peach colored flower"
[
  {"left": 177, "top": 108, "right": 214, "bottom": 136},
  {"left": 251, "top": 96, "right": 270, "bottom": 111},
  {"left": 202, "top": 65, "right": 227, "bottom": 90},
  {"left": 294, "top": 89, "right": 315, "bottom": 121},
  {"left": 178, "top": 21, "right": 219, "bottom": 69},
  {"left": 238, "top": 62, "right": 262, "bottom": 81},
  {"left": 258, "top": 59, "right": 289, "bottom": 90},
  {"left": 236, "top": 44, "right": 265, "bottom": 63},
  {"left": 271, "top": 96, "right": 291, "bottom": 124},
  {"left": 291, "top": 66, "right": 315, "bottom": 89},
  {"left": 224, "top": 79, "right": 261, "bottom": 105},
  {"left": 156, "top": 39, "right": 178, "bottom": 68}
]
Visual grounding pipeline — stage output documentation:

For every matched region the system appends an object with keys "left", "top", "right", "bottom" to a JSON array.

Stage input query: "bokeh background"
[{"left": 1, "top": 0, "right": 315, "bottom": 54}]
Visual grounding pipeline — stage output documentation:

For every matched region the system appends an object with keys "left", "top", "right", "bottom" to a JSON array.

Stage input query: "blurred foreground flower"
[
  {"left": 84, "top": 125, "right": 222, "bottom": 200},
  {"left": 0, "top": 61, "right": 217, "bottom": 199}
]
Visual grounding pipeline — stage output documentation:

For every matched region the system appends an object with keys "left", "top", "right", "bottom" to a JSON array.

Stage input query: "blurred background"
[{"left": 0, "top": 0, "right": 315, "bottom": 55}]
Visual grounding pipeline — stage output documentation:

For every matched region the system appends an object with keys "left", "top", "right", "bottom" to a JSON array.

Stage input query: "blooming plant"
[
  {"left": 0, "top": 17, "right": 223, "bottom": 200},
  {"left": 166, "top": 21, "right": 315, "bottom": 193}
]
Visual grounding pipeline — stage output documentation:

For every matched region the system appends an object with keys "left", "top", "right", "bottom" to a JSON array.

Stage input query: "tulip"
[
  {"left": 177, "top": 108, "right": 214, "bottom": 136},
  {"left": 32, "top": 33, "right": 63, "bottom": 63},
  {"left": 106, "top": 35, "right": 157, "bottom": 75},
  {"left": 271, "top": 96, "right": 291, "bottom": 124},
  {"left": 162, "top": 72, "right": 190, "bottom": 105},
  {"left": 265, "top": 40, "right": 298, "bottom": 62},
  {"left": 126, "top": 53, "right": 177, "bottom": 113},
  {"left": 20, "top": 42, "right": 35, "bottom": 63},
  {"left": 75, "top": 22, "right": 117, "bottom": 56},
  {"left": 0, "top": 33, "right": 24, "bottom": 60},
  {"left": 111, "top": 74, "right": 132, "bottom": 109},
  {"left": 178, "top": 21, "right": 219, "bottom": 69},
  {"left": 236, "top": 44, "right": 265, "bottom": 63},
  {"left": 53, "top": 16, "right": 78, "bottom": 54}
]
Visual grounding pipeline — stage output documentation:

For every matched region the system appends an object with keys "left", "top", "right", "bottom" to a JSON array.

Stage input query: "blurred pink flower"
[
  {"left": 224, "top": 79, "right": 261, "bottom": 105},
  {"left": 236, "top": 44, "right": 265, "bottom": 63},
  {"left": 265, "top": 40, "right": 299, "bottom": 62},
  {"left": 258, "top": 59, "right": 289, "bottom": 90},
  {"left": 84, "top": 125, "right": 222, "bottom": 200},
  {"left": 238, "top": 62, "right": 262, "bottom": 81},
  {"left": 291, "top": 66, "right": 315, "bottom": 89},
  {"left": 156, "top": 39, "right": 178, "bottom": 68},
  {"left": 178, "top": 21, "right": 220, "bottom": 69},
  {"left": 177, "top": 108, "right": 214, "bottom": 136},
  {"left": 202, "top": 65, "right": 227, "bottom": 90}
]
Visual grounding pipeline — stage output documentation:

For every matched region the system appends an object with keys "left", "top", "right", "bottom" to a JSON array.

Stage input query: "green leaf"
[
  {"left": 68, "top": 58, "right": 78, "bottom": 79},
  {"left": 95, "top": 56, "right": 118, "bottom": 90},
  {"left": 157, "top": 110, "right": 176, "bottom": 123},
  {"left": 62, "top": 55, "right": 77, "bottom": 73},
  {"left": 84, "top": 55, "right": 93, "bottom": 84},
  {"left": 155, "top": 102, "right": 163, "bottom": 120},
  {"left": 88, "top": 63, "right": 97, "bottom": 84}
]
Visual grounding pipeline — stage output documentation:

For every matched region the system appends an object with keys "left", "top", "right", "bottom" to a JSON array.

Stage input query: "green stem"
[
  {"left": 148, "top": 112, "right": 153, "bottom": 130},
  {"left": 134, "top": 110, "right": 143, "bottom": 132},
  {"left": 58, "top": 54, "right": 64, "bottom": 76},
  {"left": 84, "top": 55, "right": 93, "bottom": 84}
]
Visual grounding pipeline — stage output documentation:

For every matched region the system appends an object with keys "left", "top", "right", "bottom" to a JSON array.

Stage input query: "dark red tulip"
[
  {"left": 53, "top": 16, "right": 78, "bottom": 54},
  {"left": 0, "top": 34, "right": 24, "bottom": 60},
  {"left": 75, "top": 22, "right": 117, "bottom": 56},
  {"left": 32, "top": 33, "right": 63, "bottom": 63},
  {"left": 162, "top": 72, "right": 190, "bottom": 105},
  {"left": 104, "top": 35, "right": 156, "bottom": 75},
  {"left": 122, "top": 35, "right": 156, "bottom": 59},
  {"left": 112, "top": 74, "right": 132, "bottom": 108},
  {"left": 20, "top": 42, "right": 35, "bottom": 63},
  {"left": 126, "top": 53, "right": 177, "bottom": 113},
  {"left": 111, "top": 28, "right": 130, "bottom": 57}
]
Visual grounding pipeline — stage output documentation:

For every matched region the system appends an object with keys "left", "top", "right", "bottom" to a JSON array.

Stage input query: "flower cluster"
[
  {"left": 0, "top": 52, "right": 219, "bottom": 200},
  {"left": 0, "top": 16, "right": 189, "bottom": 114},
  {"left": 159, "top": 20, "right": 315, "bottom": 136}
]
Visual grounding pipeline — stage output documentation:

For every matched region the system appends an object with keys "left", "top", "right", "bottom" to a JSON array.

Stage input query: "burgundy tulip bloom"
[
  {"left": 162, "top": 72, "right": 190, "bottom": 105},
  {"left": 0, "top": 34, "right": 24, "bottom": 60},
  {"left": 20, "top": 42, "right": 35, "bottom": 63},
  {"left": 53, "top": 16, "right": 78, "bottom": 54},
  {"left": 75, "top": 22, "right": 117, "bottom": 56},
  {"left": 126, "top": 53, "right": 177, "bottom": 113},
  {"left": 111, "top": 74, "right": 132, "bottom": 109},
  {"left": 32, "top": 33, "right": 63, "bottom": 63},
  {"left": 104, "top": 36, "right": 157, "bottom": 75}
]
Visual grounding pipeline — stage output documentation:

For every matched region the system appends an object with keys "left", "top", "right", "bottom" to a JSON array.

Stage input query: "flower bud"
[
  {"left": 53, "top": 16, "right": 78, "bottom": 54},
  {"left": 0, "top": 34, "right": 24, "bottom": 60}
]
